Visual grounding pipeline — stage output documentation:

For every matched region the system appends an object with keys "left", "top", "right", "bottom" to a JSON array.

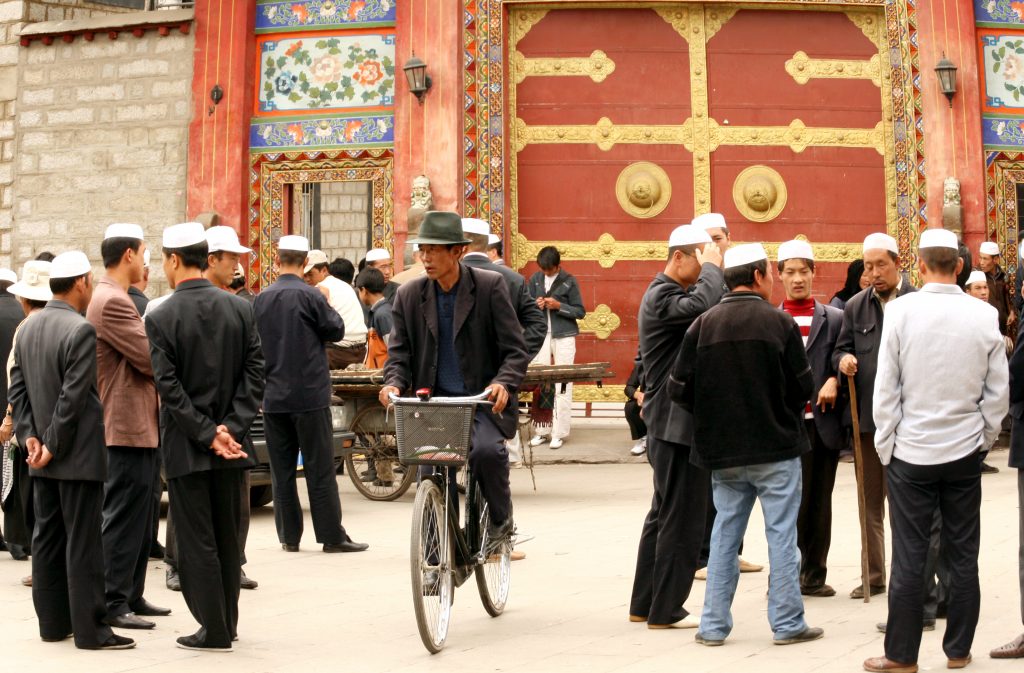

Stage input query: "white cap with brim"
[
  {"left": 278, "top": 235, "right": 309, "bottom": 253},
  {"left": 365, "top": 248, "right": 391, "bottom": 262},
  {"left": 692, "top": 212, "right": 728, "bottom": 231},
  {"left": 487, "top": 233, "right": 500, "bottom": 246},
  {"left": 461, "top": 218, "right": 490, "bottom": 237},
  {"left": 966, "top": 270, "right": 987, "bottom": 287},
  {"left": 303, "top": 249, "right": 329, "bottom": 274},
  {"left": 724, "top": 243, "right": 768, "bottom": 269},
  {"left": 9, "top": 261, "right": 52, "bottom": 302},
  {"left": 980, "top": 241, "right": 1000, "bottom": 256},
  {"left": 863, "top": 233, "right": 898, "bottom": 255},
  {"left": 163, "top": 222, "right": 206, "bottom": 249},
  {"left": 206, "top": 226, "right": 251, "bottom": 254},
  {"left": 0, "top": 269, "right": 16, "bottom": 284},
  {"left": 668, "top": 225, "right": 712, "bottom": 247},
  {"left": 918, "top": 228, "right": 958, "bottom": 250},
  {"left": 50, "top": 251, "right": 91, "bottom": 279},
  {"left": 105, "top": 223, "right": 144, "bottom": 241},
  {"left": 777, "top": 239, "right": 814, "bottom": 263}
]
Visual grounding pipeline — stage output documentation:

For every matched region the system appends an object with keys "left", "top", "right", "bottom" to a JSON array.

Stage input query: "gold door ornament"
[
  {"left": 512, "top": 50, "right": 616, "bottom": 84},
  {"left": 785, "top": 51, "right": 881, "bottom": 87},
  {"left": 733, "top": 166, "right": 788, "bottom": 223},
  {"left": 576, "top": 304, "right": 622, "bottom": 340},
  {"left": 616, "top": 161, "right": 672, "bottom": 218}
]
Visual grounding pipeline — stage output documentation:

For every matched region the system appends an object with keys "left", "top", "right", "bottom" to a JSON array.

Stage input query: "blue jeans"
[{"left": 698, "top": 457, "right": 807, "bottom": 641}]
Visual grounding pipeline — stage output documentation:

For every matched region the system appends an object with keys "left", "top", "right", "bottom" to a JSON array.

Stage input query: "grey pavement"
[{"left": 2, "top": 450, "right": 1023, "bottom": 673}]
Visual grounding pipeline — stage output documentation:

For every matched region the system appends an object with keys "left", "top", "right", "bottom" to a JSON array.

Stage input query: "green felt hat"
[{"left": 408, "top": 211, "right": 470, "bottom": 246}]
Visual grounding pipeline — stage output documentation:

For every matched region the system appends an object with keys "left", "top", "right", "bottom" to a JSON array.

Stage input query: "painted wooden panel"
[
  {"left": 256, "top": 0, "right": 396, "bottom": 33},
  {"left": 976, "top": 0, "right": 1024, "bottom": 27},
  {"left": 250, "top": 112, "right": 395, "bottom": 150}
]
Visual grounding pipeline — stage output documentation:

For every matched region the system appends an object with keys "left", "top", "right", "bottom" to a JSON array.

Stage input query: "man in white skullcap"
[
  {"left": 629, "top": 224, "right": 723, "bottom": 630},
  {"left": 978, "top": 241, "right": 1015, "bottom": 338},
  {"left": 487, "top": 233, "right": 504, "bottom": 265},
  {"left": 363, "top": 247, "right": 399, "bottom": 302},
  {"left": 865, "top": 228, "right": 1007, "bottom": 673},
  {"left": 303, "top": 248, "right": 368, "bottom": 370},
  {"left": 674, "top": 243, "right": 820, "bottom": 647},
  {"left": 692, "top": 212, "right": 731, "bottom": 256},
  {"left": 833, "top": 232, "right": 916, "bottom": 599},
  {"left": 965, "top": 269, "right": 989, "bottom": 302},
  {"left": 777, "top": 240, "right": 846, "bottom": 598}
]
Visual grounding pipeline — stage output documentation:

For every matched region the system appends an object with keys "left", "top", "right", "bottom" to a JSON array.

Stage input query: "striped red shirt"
[{"left": 783, "top": 298, "right": 815, "bottom": 418}]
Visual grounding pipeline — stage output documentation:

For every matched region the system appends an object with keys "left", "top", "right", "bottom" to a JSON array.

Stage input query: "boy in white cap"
[
  {"left": 363, "top": 247, "right": 399, "bottom": 302},
  {"left": 9, "top": 251, "right": 136, "bottom": 650},
  {"left": 629, "top": 224, "right": 723, "bottom": 630},
  {"left": 833, "top": 232, "right": 916, "bottom": 599},
  {"left": 964, "top": 270, "right": 989, "bottom": 302},
  {"left": 978, "top": 241, "right": 1015, "bottom": 338},
  {"left": 865, "top": 228, "right": 1007, "bottom": 673},
  {"left": 692, "top": 212, "right": 731, "bottom": 256},
  {"left": 777, "top": 239, "right": 846, "bottom": 598},
  {"left": 675, "top": 243, "right": 820, "bottom": 647}
]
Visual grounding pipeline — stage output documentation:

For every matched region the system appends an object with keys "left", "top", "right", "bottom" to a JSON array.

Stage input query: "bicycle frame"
[{"left": 422, "top": 466, "right": 486, "bottom": 588}]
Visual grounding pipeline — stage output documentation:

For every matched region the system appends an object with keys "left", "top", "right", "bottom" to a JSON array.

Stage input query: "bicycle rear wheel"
[
  {"left": 410, "top": 478, "right": 454, "bottom": 653},
  {"left": 474, "top": 483, "right": 511, "bottom": 617}
]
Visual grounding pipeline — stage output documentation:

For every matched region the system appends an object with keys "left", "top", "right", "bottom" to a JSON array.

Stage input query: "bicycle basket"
[{"left": 394, "top": 400, "right": 476, "bottom": 467}]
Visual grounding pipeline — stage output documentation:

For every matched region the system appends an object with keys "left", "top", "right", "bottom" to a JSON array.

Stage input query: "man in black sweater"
[{"left": 674, "top": 243, "right": 821, "bottom": 647}]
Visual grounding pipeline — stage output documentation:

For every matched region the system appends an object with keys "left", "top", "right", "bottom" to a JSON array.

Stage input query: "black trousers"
[
  {"left": 32, "top": 477, "right": 113, "bottom": 648},
  {"left": 797, "top": 421, "right": 839, "bottom": 590},
  {"left": 3, "top": 444, "right": 34, "bottom": 552},
  {"left": 629, "top": 436, "right": 709, "bottom": 625},
  {"left": 150, "top": 458, "right": 161, "bottom": 551},
  {"left": 884, "top": 452, "right": 981, "bottom": 664},
  {"left": 264, "top": 408, "right": 347, "bottom": 546},
  {"left": 102, "top": 446, "right": 159, "bottom": 617},
  {"left": 166, "top": 469, "right": 250, "bottom": 570},
  {"left": 168, "top": 469, "right": 243, "bottom": 648},
  {"left": 624, "top": 399, "right": 647, "bottom": 442}
]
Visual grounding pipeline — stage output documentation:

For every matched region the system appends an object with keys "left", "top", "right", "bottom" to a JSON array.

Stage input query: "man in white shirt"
[
  {"left": 304, "top": 250, "right": 368, "bottom": 370},
  {"left": 865, "top": 228, "right": 1008, "bottom": 673}
]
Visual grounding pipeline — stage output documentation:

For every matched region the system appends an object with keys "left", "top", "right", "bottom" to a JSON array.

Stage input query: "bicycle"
[{"left": 390, "top": 390, "right": 513, "bottom": 654}]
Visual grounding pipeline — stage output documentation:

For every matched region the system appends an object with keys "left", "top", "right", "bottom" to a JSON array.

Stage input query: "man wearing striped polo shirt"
[{"left": 778, "top": 240, "right": 846, "bottom": 599}]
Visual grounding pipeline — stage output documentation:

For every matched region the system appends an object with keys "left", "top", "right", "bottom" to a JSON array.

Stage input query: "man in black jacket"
[
  {"left": 146, "top": 222, "right": 265, "bottom": 652},
  {"left": 833, "top": 233, "right": 916, "bottom": 599},
  {"left": 628, "top": 224, "right": 723, "bottom": 630},
  {"left": 676, "top": 243, "right": 821, "bottom": 647},
  {"left": 10, "top": 251, "right": 134, "bottom": 650}
]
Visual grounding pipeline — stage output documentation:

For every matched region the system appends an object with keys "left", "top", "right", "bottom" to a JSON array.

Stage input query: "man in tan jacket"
[{"left": 87, "top": 224, "right": 169, "bottom": 630}]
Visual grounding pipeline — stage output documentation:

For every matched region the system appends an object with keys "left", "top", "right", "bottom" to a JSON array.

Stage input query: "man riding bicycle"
[{"left": 379, "top": 211, "right": 530, "bottom": 549}]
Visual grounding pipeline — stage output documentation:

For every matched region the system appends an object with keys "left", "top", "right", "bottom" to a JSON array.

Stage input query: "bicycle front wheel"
[
  {"left": 474, "top": 483, "right": 511, "bottom": 617},
  {"left": 410, "top": 478, "right": 454, "bottom": 653}
]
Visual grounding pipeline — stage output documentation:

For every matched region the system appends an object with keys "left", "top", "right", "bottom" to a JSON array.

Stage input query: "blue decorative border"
[
  {"left": 255, "top": 0, "right": 396, "bottom": 33},
  {"left": 250, "top": 112, "right": 394, "bottom": 151},
  {"left": 983, "top": 114, "right": 1024, "bottom": 148},
  {"left": 976, "top": 0, "right": 1024, "bottom": 28}
]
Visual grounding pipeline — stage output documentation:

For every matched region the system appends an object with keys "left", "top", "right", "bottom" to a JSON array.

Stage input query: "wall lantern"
[
  {"left": 934, "top": 53, "right": 957, "bottom": 108},
  {"left": 403, "top": 54, "right": 432, "bottom": 103}
]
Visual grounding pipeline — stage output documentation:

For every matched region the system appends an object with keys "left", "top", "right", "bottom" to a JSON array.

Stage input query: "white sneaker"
[
  {"left": 529, "top": 435, "right": 548, "bottom": 447},
  {"left": 549, "top": 438, "right": 564, "bottom": 450},
  {"left": 630, "top": 439, "right": 647, "bottom": 456}
]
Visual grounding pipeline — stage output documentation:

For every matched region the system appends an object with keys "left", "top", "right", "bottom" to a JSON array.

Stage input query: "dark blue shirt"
[
  {"left": 434, "top": 280, "right": 467, "bottom": 396},
  {"left": 369, "top": 297, "right": 393, "bottom": 337},
  {"left": 254, "top": 274, "right": 345, "bottom": 413}
]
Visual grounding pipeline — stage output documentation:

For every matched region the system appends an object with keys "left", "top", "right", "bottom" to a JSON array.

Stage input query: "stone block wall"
[
  {"left": 13, "top": 24, "right": 193, "bottom": 292},
  {"left": 318, "top": 180, "right": 371, "bottom": 264}
]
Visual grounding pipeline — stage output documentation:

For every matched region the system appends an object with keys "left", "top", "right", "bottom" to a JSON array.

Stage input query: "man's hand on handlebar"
[
  {"left": 486, "top": 383, "right": 509, "bottom": 415},
  {"left": 379, "top": 385, "right": 401, "bottom": 407}
]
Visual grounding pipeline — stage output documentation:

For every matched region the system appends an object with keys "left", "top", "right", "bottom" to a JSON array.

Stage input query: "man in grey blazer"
[{"left": 9, "top": 251, "right": 134, "bottom": 650}]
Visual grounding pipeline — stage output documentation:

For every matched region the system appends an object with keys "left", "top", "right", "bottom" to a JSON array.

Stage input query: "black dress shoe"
[
  {"left": 240, "top": 570, "right": 258, "bottom": 590},
  {"left": 282, "top": 543, "right": 300, "bottom": 552},
  {"left": 0, "top": 537, "right": 7, "bottom": 552},
  {"left": 323, "top": 540, "right": 369, "bottom": 553},
  {"left": 8, "top": 543, "right": 28, "bottom": 560},
  {"left": 131, "top": 598, "right": 171, "bottom": 616},
  {"left": 105, "top": 612, "right": 155, "bottom": 630},
  {"left": 166, "top": 569, "right": 181, "bottom": 592},
  {"left": 149, "top": 542, "right": 165, "bottom": 560},
  {"left": 176, "top": 633, "right": 231, "bottom": 652},
  {"left": 981, "top": 462, "right": 1000, "bottom": 474},
  {"left": 85, "top": 634, "right": 136, "bottom": 650},
  {"left": 876, "top": 620, "right": 935, "bottom": 633}
]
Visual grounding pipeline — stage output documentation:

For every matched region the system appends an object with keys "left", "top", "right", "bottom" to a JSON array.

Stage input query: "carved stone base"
[{"left": 942, "top": 205, "right": 963, "bottom": 237}]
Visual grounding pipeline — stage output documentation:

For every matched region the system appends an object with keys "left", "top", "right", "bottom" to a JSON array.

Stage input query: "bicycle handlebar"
[{"left": 388, "top": 390, "right": 494, "bottom": 404}]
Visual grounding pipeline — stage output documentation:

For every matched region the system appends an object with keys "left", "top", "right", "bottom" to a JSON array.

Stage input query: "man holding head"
[
  {"left": 9, "top": 251, "right": 135, "bottom": 650},
  {"left": 865, "top": 229, "right": 1007, "bottom": 673},
  {"left": 676, "top": 243, "right": 820, "bottom": 647},
  {"left": 145, "top": 222, "right": 265, "bottom": 651},
  {"left": 692, "top": 212, "right": 731, "bottom": 257},
  {"left": 304, "top": 248, "right": 368, "bottom": 370},
  {"left": 629, "top": 224, "right": 723, "bottom": 630},
  {"left": 833, "top": 232, "right": 916, "bottom": 599},
  {"left": 254, "top": 235, "right": 368, "bottom": 555},
  {"left": 87, "top": 224, "right": 169, "bottom": 631},
  {"left": 978, "top": 241, "right": 1014, "bottom": 338}
]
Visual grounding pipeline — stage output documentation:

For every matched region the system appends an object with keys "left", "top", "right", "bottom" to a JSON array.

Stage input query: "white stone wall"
[
  {"left": 12, "top": 25, "right": 193, "bottom": 292},
  {"left": 319, "top": 180, "right": 371, "bottom": 264}
]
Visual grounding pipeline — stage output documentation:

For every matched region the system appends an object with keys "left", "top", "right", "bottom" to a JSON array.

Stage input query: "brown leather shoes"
[
  {"left": 947, "top": 654, "right": 971, "bottom": 669},
  {"left": 863, "top": 656, "right": 918, "bottom": 673},
  {"left": 628, "top": 615, "right": 646, "bottom": 623},
  {"left": 850, "top": 584, "right": 886, "bottom": 599},
  {"left": 991, "top": 633, "right": 1024, "bottom": 659}
]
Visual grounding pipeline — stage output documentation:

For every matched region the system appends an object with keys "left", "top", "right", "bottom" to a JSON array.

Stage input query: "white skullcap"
[
  {"left": 863, "top": 233, "right": 898, "bottom": 255},
  {"left": 777, "top": 239, "right": 814, "bottom": 263},
  {"left": 143, "top": 249, "right": 150, "bottom": 268},
  {"left": 365, "top": 248, "right": 391, "bottom": 262},
  {"left": 163, "top": 222, "right": 206, "bottom": 249},
  {"left": 9, "top": 261, "right": 51, "bottom": 302},
  {"left": 965, "top": 270, "right": 987, "bottom": 287},
  {"left": 0, "top": 268, "right": 16, "bottom": 284},
  {"left": 50, "top": 251, "right": 92, "bottom": 279},
  {"left": 668, "top": 225, "right": 712, "bottom": 247},
  {"left": 918, "top": 228, "right": 958, "bottom": 250},
  {"left": 488, "top": 233, "right": 500, "bottom": 246},
  {"left": 104, "top": 223, "right": 144, "bottom": 241},
  {"left": 278, "top": 235, "right": 309, "bottom": 253},
  {"left": 692, "top": 212, "right": 728, "bottom": 231},
  {"left": 980, "top": 241, "right": 1000, "bottom": 256},
  {"left": 723, "top": 243, "right": 768, "bottom": 269},
  {"left": 460, "top": 218, "right": 490, "bottom": 237},
  {"left": 206, "top": 226, "right": 251, "bottom": 254}
]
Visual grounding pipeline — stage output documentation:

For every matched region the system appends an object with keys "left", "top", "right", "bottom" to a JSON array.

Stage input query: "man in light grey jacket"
[{"left": 864, "top": 228, "right": 1008, "bottom": 673}]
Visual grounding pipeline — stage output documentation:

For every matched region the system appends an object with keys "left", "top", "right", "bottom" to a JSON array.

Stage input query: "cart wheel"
[{"left": 346, "top": 404, "right": 416, "bottom": 501}]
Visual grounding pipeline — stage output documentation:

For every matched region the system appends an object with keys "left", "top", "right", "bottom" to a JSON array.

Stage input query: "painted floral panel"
[
  {"left": 983, "top": 115, "right": 1024, "bottom": 148},
  {"left": 976, "top": 0, "right": 1024, "bottom": 26},
  {"left": 984, "top": 34, "right": 1024, "bottom": 110},
  {"left": 256, "top": 0, "right": 396, "bottom": 32},
  {"left": 259, "top": 34, "right": 395, "bottom": 112},
  {"left": 250, "top": 113, "right": 395, "bottom": 150}
]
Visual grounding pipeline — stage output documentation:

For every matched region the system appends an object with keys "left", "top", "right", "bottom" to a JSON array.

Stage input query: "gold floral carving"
[
  {"left": 844, "top": 10, "right": 884, "bottom": 49},
  {"left": 513, "top": 117, "right": 693, "bottom": 153},
  {"left": 616, "top": 161, "right": 672, "bottom": 218},
  {"left": 512, "top": 50, "right": 616, "bottom": 84},
  {"left": 704, "top": 6, "right": 739, "bottom": 41},
  {"left": 785, "top": 51, "right": 881, "bottom": 87},
  {"left": 510, "top": 9, "right": 549, "bottom": 48},
  {"left": 733, "top": 165, "right": 788, "bottom": 223},
  {"left": 655, "top": 6, "right": 691, "bottom": 42},
  {"left": 708, "top": 119, "right": 885, "bottom": 155},
  {"left": 576, "top": 304, "right": 622, "bottom": 340},
  {"left": 573, "top": 385, "right": 626, "bottom": 404}
]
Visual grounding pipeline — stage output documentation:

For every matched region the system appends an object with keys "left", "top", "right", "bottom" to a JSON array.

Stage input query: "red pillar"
[{"left": 186, "top": 0, "right": 258, "bottom": 238}]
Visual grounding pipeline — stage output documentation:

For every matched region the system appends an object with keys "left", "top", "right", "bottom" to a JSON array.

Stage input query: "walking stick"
[{"left": 848, "top": 374, "right": 871, "bottom": 604}]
